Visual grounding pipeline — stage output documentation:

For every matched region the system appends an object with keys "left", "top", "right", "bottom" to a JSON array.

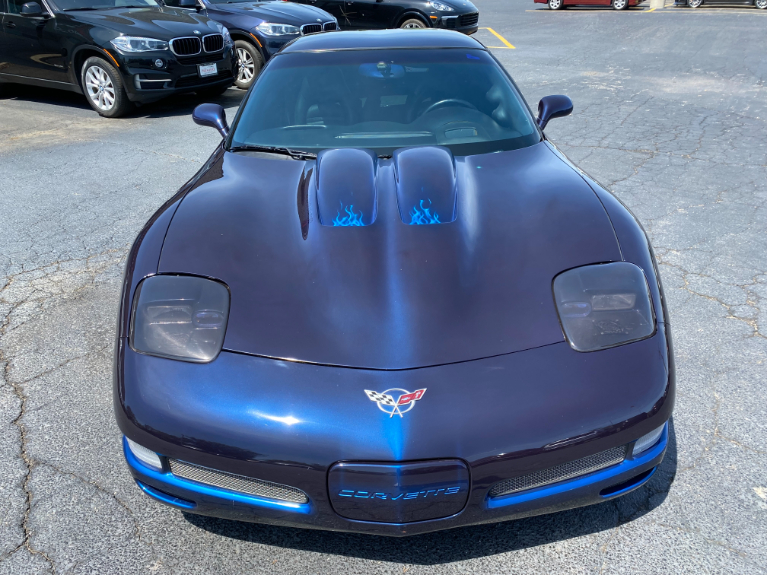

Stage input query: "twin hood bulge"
[{"left": 158, "top": 143, "right": 622, "bottom": 369}]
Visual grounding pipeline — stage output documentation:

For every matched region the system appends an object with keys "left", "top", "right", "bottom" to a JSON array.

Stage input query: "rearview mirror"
[
  {"left": 193, "top": 103, "right": 229, "bottom": 138},
  {"left": 536, "top": 95, "right": 573, "bottom": 131},
  {"left": 21, "top": 2, "right": 43, "bottom": 16},
  {"left": 178, "top": 0, "right": 198, "bottom": 7}
]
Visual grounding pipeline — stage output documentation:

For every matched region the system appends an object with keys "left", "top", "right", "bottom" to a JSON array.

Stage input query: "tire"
[
  {"left": 688, "top": 0, "right": 702, "bottom": 6},
  {"left": 755, "top": 0, "right": 766, "bottom": 8},
  {"left": 548, "top": 0, "right": 564, "bottom": 9},
  {"left": 196, "top": 83, "right": 230, "bottom": 99},
  {"left": 400, "top": 18, "right": 427, "bottom": 28},
  {"left": 234, "top": 40, "right": 263, "bottom": 90},
  {"left": 613, "top": 0, "right": 629, "bottom": 9},
  {"left": 80, "top": 56, "right": 132, "bottom": 118}
]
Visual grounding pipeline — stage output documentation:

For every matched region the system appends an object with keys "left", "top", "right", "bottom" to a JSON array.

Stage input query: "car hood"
[
  {"left": 159, "top": 142, "right": 622, "bottom": 370},
  {"left": 211, "top": 1, "right": 333, "bottom": 23},
  {"left": 70, "top": 7, "right": 221, "bottom": 40}
]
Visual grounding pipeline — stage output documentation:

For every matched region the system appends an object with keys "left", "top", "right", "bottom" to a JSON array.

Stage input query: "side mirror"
[
  {"left": 178, "top": 0, "right": 198, "bottom": 8},
  {"left": 21, "top": 2, "right": 44, "bottom": 16},
  {"left": 536, "top": 95, "right": 573, "bottom": 131},
  {"left": 193, "top": 103, "right": 229, "bottom": 138}
]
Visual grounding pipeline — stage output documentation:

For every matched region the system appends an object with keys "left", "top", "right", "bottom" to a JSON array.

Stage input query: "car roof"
[{"left": 280, "top": 29, "right": 486, "bottom": 53}]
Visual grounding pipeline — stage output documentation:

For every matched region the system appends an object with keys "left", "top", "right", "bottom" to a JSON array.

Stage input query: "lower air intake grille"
[
  {"left": 301, "top": 23, "right": 322, "bottom": 35},
  {"left": 460, "top": 12, "right": 479, "bottom": 26},
  {"left": 323, "top": 21, "right": 337, "bottom": 31},
  {"left": 171, "top": 37, "right": 202, "bottom": 56},
  {"left": 489, "top": 446, "right": 626, "bottom": 497},
  {"left": 169, "top": 459, "right": 309, "bottom": 503}
]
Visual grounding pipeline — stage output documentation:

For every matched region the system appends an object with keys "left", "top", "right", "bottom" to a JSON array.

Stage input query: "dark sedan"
[
  {"left": 116, "top": 30, "right": 674, "bottom": 536},
  {"left": 162, "top": 0, "right": 339, "bottom": 89},
  {"left": 287, "top": 0, "right": 478, "bottom": 34},
  {"left": 0, "top": 0, "right": 236, "bottom": 116}
]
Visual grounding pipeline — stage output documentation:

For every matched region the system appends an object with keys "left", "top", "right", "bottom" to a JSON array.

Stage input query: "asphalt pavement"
[{"left": 1, "top": 2, "right": 766, "bottom": 573}]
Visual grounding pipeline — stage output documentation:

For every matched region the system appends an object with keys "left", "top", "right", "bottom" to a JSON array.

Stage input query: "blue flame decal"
[
  {"left": 409, "top": 199, "right": 441, "bottom": 225},
  {"left": 333, "top": 202, "right": 365, "bottom": 227}
]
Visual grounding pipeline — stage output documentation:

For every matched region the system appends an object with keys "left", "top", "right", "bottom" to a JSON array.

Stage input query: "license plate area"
[
  {"left": 328, "top": 460, "right": 470, "bottom": 523},
  {"left": 198, "top": 63, "right": 217, "bottom": 77}
]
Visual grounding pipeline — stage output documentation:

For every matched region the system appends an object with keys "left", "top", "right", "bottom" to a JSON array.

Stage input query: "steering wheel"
[{"left": 422, "top": 99, "right": 478, "bottom": 115}]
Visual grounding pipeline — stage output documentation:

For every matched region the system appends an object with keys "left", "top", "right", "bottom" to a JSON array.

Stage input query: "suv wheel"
[
  {"left": 81, "top": 56, "right": 132, "bottom": 118},
  {"left": 548, "top": 0, "right": 564, "bottom": 9},
  {"left": 400, "top": 18, "right": 426, "bottom": 28},
  {"left": 234, "top": 40, "right": 263, "bottom": 90},
  {"left": 755, "top": 0, "right": 766, "bottom": 8},
  {"left": 688, "top": 0, "right": 702, "bottom": 6},
  {"left": 613, "top": 0, "right": 629, "bottom": 8}
]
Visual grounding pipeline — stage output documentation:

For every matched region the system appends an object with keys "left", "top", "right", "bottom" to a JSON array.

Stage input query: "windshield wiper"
[
  {"left": 62, "top": 7, "right": 103, "bottom": 10},
  {"left": 228, "top": 145, "right": 316, "bottom": 160}
]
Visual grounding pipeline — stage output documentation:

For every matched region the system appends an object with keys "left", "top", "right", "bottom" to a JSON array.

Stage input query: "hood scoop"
[
  {"left": 394, "top": 146, "right": 457, "bottom": 225},
  {"left": 316, "top": 148, "right": 378, "bottom": 227}
]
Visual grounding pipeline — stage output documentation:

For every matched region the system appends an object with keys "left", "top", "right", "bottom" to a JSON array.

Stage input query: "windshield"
[
  {"left": 51, "top": 0, "right": 158, "bottom": 10},
  {"left": 229, "top": 49, "right": 540, "bottom": 157}
]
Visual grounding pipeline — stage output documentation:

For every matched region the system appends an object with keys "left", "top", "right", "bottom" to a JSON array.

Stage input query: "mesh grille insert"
[
  {"left": 489, "top": 446, "right": 626, "bottom": 497},
  {"left": 460, "top": 12, "right": 479, "bottom": 26},
  {"left": 169, "top": 459, "right": 309, "bottom": 503}
]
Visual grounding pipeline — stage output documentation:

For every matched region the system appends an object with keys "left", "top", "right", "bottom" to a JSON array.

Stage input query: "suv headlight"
[
  {"left": 111, "top": 36, "right": 169, "bottom": 53},
  {"left": 428, "top": 0, "right": 455, "bottom": 10},
  {"left": 221, "top": 26, "right": 233, "bottom": 46},
  {"left": 553, "top": 262, "right": 655, "bottom": 352},
  {"left": 256, "top": 22, "right": 300, "bottom": 36},
  {"left": 130, "top": 275, "right": 230, "bottom": 363}
]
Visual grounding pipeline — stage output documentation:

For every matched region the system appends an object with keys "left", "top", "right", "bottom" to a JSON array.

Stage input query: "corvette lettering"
[
  {"left": 364, "top": 388, "right": 426, "bottom": 417},
  {"left": 338, "top": 487, "right": 462, "bottom": 499}
]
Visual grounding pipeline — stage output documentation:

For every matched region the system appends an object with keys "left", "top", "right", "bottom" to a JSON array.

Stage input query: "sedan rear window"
[{"left": 229, "top": 48, "right": 540, "bottom": 157}]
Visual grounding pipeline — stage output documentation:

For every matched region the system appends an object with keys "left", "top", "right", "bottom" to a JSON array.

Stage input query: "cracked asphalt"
[{"left": 1, "top": 2, "right": 766, "bottom": 573}]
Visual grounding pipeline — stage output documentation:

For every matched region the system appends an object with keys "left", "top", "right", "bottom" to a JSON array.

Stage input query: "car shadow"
[
  {"left": 0, "top": 83, "right": 244, "bottom": 119},
  {"left": 184, "top": 418, "right": 678, "bottom": 565}
]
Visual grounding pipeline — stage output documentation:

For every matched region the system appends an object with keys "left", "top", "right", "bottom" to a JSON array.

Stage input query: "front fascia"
[{"left": 115, "top": 322, "right": 674, "bottom": 534}]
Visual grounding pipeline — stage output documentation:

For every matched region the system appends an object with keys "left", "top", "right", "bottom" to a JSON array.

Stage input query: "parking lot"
[{"left": 1, "top": 1, "right": 766, "bottom": 573}]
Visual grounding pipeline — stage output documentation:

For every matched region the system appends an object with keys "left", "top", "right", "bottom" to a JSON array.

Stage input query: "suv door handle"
[{"left": 5, "top": 21, "right": 16, "bottom": 27}]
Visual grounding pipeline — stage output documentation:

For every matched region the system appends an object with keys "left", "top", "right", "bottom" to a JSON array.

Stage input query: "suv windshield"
[
  {"left": 52, "top": 0, "right": 158, "bottom": 10},
  {"left": 230, "top": 48, "right": 540, "bottom": 157}
]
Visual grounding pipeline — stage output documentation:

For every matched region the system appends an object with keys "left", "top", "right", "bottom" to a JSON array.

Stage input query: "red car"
[{"left": 535, "top": 0, "right": 643, "bottom": 9}]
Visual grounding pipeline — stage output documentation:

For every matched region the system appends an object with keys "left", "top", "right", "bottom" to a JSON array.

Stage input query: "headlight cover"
[
  {"left": 553, "top": 262, "right": 655, "bottom": 352},
  {"left": 428, "top": 0, "right": 455, "bottom": 10},
  {"left": 256, "top": 22, "right": 300, "bottom": 36},
  {"left": 130, "top": 275, "right": 230, "bottom": 363},
  {"left": 110, "top": 36, "right": 169, "bottom": 53}
]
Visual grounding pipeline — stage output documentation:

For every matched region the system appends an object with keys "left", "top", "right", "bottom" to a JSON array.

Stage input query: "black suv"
[
  {"left": 288, "top": 0, "right": 478, "bottom": 34},
  {"left": 0, "top": 0, "right": 236, "bottom": 117},
  {"left": 162, "top": 0, "right": 338, "bottom": 90}
]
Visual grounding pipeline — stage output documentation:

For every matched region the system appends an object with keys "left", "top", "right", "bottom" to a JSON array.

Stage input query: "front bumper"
[
  {"left": 115, "top": 46, "right": 237, "bottom": 103},
  {"left": 124, "top": 425, "right": 667, "bottom": 536},
  {"left": 116, "top": 322, "right": 674, "bottom": 536},
  {"left": 434, "top": 12, "right": 479, "bottom": 35}
]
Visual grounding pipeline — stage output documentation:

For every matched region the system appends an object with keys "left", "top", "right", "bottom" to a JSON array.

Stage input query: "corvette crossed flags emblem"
[{"left": 364, "top": 388, "right": 427, "bottom": 418}]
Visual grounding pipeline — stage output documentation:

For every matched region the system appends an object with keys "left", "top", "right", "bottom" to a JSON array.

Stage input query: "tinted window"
[
  {"left": 230, "top": 49, "right": 540, "bottom": 157},
  {"left": 49, "top": 0, "right": 158, "bottom": 10}
]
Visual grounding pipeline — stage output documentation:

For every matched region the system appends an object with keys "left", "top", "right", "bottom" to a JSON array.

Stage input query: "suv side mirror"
[
  {"left": 536, "top": 95, "right": 573, "bottom": 131},
  {"left": 21, "top": 2, "right": 44, "bottom": 16},
  {"left": 193, "top": 103, "right": 229, "bottom": 138}
]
